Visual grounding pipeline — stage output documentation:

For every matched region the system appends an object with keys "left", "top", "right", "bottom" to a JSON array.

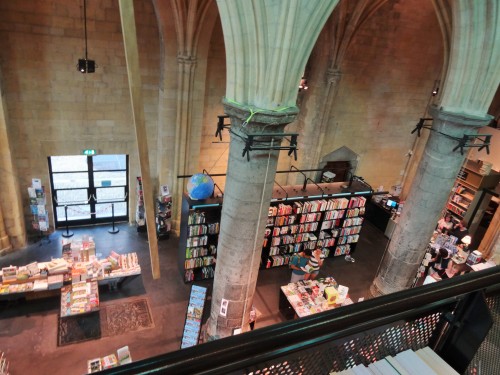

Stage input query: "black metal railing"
[{"left": 100, "top": 266, "right": 500, "bottom": 375}]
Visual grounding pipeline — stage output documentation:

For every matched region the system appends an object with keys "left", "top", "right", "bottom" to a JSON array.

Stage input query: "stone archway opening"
[{"left": 317, "top": 146, "right": 359, "bottom": 183}]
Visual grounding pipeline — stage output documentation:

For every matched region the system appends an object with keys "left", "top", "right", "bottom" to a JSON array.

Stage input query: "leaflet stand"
[
  {"left": 62, "top": 205, "right": 74, "bottom": 238},
  {"left": 180, "top": 285, "right": 208, "bottom": 349}
]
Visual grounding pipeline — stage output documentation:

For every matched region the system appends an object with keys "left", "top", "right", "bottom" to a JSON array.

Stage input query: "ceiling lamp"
[{"left": 77, "top": 0, "right": 96, "bottom": 73}]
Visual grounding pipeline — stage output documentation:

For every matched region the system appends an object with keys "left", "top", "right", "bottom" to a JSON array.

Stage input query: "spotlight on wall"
[
  {"left": 77, "top": 59, "right": 96, "bottom": 73},
  {"left": 431, "top": 79, "right": 440, "bottom": 96},
  {"left": 298, "top": 76, "right": 309, "bottom": 91}
]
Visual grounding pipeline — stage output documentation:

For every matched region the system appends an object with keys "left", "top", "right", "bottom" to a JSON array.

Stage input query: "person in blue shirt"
[{"left": 289, "top": 249, "right": 312, "bottom": 283}]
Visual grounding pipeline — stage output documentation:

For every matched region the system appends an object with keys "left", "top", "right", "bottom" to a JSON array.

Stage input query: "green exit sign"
[{"left": 83, "top": 149, "right": 96, "bottom": 155}]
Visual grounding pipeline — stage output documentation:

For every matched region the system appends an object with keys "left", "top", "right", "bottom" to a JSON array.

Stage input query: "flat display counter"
[{"left": 279, "top": 277, "right": 352, "bottom": 320}]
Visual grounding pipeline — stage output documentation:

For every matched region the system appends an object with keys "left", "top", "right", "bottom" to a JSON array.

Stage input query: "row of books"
[
  {"left": 317, "top": 237, "right": 336, "bottom": 247},
  {"left": 184, "top": 266, "right": 215, "bottom": 282},
  {"left": 300, "top": 212, "right": 322, "bottom": 223},
  {"left": 60, "top": 280, "right": 99, "bottom": 317},
  {"left": 87, "top": 346, "right": 132, "bottom": 373},
  {"left": 268, "top": 196, "right": 365, "bottom": 219},
  {"left": 268, "top": 222, "right": 320, "bottom": 238},
  {"left": 321, "top": 219, "right": 342, "bottom": 230},
  {"left": 273, "top": 214, "right": 298, "bottom": 226},
  {"left": 188, "top": 212, "right": 206, "bottom": 225},
  {"left": 294, "top": 198, "right": 350, "bottom": 213},
  {"left": 343, "top": 217, "right": 364, "bottom": 227},
  {"left": 186, "top": 235, "right": 208, "bottom": 247},
  {"left": 185, "top": 245, "right": 217, "bottom": 259},
  {"left": 334, "top": 245, "right": 351, "bottom": 256},
  {"left": 338, "top": 234, "right": 359, "bottom": 244},
  {"left": 187, "top": 223, "right": 220, "bottom": 237},
  {"left": 271, "top": 233, "right": 318, "bottom": 246},
  {"left": 340, "top": 226, "right": 362, "bottom": 237},
  {"left": 184, "top": 256, "right": 216, "bottom": 270},
  {"left": 346, "top": 207, "right": 366, "bottom": 217},
  {"left": 265, "top": 254, "right": 294, "bottom": 268},
  {"left": 324, "top": 210, "right": 346, "bottom": 221}
]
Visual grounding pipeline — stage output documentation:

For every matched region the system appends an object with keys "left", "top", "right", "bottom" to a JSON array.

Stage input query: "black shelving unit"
[{"left": 179, "top": 194, "right": 222, "bottom": 283}]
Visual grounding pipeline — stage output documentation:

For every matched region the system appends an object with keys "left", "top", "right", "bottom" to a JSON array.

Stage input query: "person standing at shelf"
[
  {"left": 449, "top": 220, "right": 470, "bottom": 242},
  {"left": 289, "top": 249, "right": 312, "bottom": 283},
  {"left": 249, "top": 305, "right": 256, "bottom": 331},
  {"left": 437, "top": 214, "right": 453, "bottom": 234},
  {"left": 304, "top": 248, "right": 325, "bottom": 280},
  {"left": 345, "top": 249, "right": 355, "bottom": 263}
]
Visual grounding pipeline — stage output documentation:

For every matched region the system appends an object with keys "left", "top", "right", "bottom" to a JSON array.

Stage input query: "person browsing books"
[
  {"left": 449, "top": 220, "right": 469, "bottom": 242},
  {"left": 437, "top": 214, "right": 453, "bottom": 234},
  {"left": 304, "top": 248, "right": 325, "bottom": 280},
  {"left": 289, "top": 249, "right": 312, "bottom": 283}
]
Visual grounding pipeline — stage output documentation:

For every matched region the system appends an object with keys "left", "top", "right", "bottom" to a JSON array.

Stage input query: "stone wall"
[{"left": 0, "top": 0, "right": 160, "bottom": 238}]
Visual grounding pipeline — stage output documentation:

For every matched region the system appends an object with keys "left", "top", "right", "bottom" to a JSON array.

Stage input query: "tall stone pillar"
[
  {"left": 207, "top": 0, "right": 339, "bottom": 339},
  {"left": 371, "top": 107, "right": 491, "bottom": 295},
  {"left": 371, "top": 0, "right": 500, "bottom": 295},
  {"left": 172, "top": 55, "right": 197, "bottom": 231},
  {"left": 206, "top": 99, "right": 298, "bottom": 339}
]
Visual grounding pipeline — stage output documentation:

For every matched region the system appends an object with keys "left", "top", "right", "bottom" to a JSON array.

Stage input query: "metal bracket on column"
[
  {"left": 240, "top": 133, "right": 299, "bottom": 162},
  {"left": 411, "top": 118, "right": 492, "bottom": 155},
  {"left": 215, "top": 115, "right": 231, "bottom": 141},
  {"left": 452, "top": 134, "right": 492, "bottom": 155},
  {"left": 410, "top": 118, "right": 433, "bottom": 137}
]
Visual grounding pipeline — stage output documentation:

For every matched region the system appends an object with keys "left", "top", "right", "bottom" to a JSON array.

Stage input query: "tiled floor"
[{"left": 0, "top": 221, "right": 388, "bottom": 375}]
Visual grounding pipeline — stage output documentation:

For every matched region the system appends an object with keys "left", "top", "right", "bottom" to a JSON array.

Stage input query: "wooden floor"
[{"left": 0, "top": 221, "right": 388, "bottom": 375}]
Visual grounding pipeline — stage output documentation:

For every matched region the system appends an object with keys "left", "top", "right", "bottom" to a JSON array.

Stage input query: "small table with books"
[{"left": 279, "top": 277, "right": 352, "bottom": 320}]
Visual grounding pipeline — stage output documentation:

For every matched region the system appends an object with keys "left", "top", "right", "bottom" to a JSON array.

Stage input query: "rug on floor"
[
  {"left": 57, "top": 311, "right": 101, "bottom": 346},
  {"left": 100, "top": 298, "right": 154, "bottom": 337}
]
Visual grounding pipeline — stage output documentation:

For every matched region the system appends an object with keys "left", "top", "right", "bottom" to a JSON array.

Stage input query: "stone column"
[
  {"left": 371, "top": 107, "right": 492, "bottom": 295},
  {"left": 207, "top": 0, "right": 339, "bottom": 340},
  {"left": 171, "top": 55, "right": 197, "bottom": 231},
  {"left": 206, "top": 100, "right": 298, "bottom": 339},
  {"left": 0, "top": 87, "right": 26, "bottom": 250}
]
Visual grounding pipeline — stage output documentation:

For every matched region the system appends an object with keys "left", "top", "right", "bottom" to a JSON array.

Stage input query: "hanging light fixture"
[{"left": 77, "top": 0, "right": 96, "bottom": 73}]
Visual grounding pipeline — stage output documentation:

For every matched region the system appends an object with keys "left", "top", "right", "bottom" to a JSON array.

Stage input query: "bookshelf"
[
  {"left": 262, "top": 187, "right": 368, "bottom": 270},
  {"left": 155, "top": 195, "right": 172, "bottom": 239},
  {"left": 178, "top": 180, "right": 372, "bottom": 282},
  {"left": 446, "top": 160, "right": 500, "bottom": 223},
  {"left": 179, "top": 194, "right": 221, "bottom": 283}
]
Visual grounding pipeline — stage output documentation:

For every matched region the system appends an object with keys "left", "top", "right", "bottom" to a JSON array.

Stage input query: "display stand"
[
  {"left": 28, "top": 178, "right": 52, "bottom": 244},
  {"left": 155, "top": 194, "right": 172, "bottom": 240},
  {"left": 180, "top": 284, "right": 207, "bottom": 349}
]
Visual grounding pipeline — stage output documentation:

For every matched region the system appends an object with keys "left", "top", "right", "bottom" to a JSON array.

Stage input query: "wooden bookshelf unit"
[{"left": 178, "top": 180, "right": 373, "bottom": 282}]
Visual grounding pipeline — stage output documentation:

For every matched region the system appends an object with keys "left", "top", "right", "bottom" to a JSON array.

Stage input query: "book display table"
[
  {"left": 60, "top": 280, "right": 99, "bottom": 317},
  {"left": 0, "top": 252, "right": 141, "bottom": 300},
  {"left": 279, "top": 277, "right": 352, "bottom": 319}
]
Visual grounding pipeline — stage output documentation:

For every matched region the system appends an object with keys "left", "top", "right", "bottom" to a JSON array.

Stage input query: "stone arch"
[{"left": 317, "top": 146, "right": 359, "bottom": 182}]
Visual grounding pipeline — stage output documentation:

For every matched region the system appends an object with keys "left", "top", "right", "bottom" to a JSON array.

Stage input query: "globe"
[{"left": 187, "top": 173, "right": 215, "bottom": 200}]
